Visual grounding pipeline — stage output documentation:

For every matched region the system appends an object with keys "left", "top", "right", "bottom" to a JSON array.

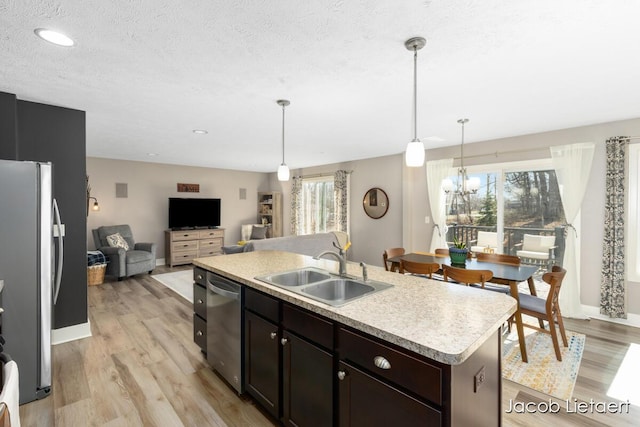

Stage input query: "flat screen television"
[{"left": 168, "top": 197, "right": 221, "bottom": 229}]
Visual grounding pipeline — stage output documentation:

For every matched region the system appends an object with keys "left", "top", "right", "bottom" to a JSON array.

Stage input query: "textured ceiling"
[{"left": 2, "top": 1, "right": 639, "bottom": 172}]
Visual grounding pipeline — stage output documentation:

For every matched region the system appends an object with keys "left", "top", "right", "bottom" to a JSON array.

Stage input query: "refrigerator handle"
[{"left": 53, "top": 198, "right": 64, "bottom": 305}]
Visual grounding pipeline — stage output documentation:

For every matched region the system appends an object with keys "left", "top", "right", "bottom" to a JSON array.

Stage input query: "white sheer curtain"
[
  {"left": 426, "top": 158, "right": 453, "bottom": 251},
  {"left": 550, "top": 142, "right": 595, "bottom": 319}
]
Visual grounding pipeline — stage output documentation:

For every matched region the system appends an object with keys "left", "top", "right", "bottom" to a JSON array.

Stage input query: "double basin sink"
[{"left": 255, "top": 267, "right": 393, "bottom": 307}]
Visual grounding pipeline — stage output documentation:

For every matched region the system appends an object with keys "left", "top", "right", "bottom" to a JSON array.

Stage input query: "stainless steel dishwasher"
[{"left": 206, "top": 271, "right": 244, "bottom": 394}]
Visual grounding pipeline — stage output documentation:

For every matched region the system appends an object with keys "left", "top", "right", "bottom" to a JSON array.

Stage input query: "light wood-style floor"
[{"left": 18, "top": 265, "right": 640, "bottom": 426}]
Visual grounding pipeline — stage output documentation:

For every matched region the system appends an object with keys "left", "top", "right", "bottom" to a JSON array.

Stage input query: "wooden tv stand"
[{"left": 165, "top": 228, "right": 225, "bottom": 267}]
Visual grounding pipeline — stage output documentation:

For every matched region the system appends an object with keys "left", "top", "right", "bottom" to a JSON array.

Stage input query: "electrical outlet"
[
  {"left": 474, "top": 366, "right": 486, "bottom": 393},
  {"left": 424, "top": 216, "right": 430, "bottom": 224}
]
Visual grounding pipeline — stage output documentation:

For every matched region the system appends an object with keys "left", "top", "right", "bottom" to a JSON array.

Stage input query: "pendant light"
[
  {"left": 404, "top": 37, "right": 426, "bottom": 167},
  {"left": 443, "top": 119, "right": 480, "bottom": 195},
  {"left": 276, "top": 99, "right": 290, "bottom": 181}
]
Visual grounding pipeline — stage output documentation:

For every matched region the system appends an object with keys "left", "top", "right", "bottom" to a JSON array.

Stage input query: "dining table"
[{"left": 386, "top": 252, "right": 539, "bottom": 363}]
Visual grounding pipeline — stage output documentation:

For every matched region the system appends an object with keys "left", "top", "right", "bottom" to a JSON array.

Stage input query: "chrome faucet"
[
  {"left": 315, "top": 242, "right": 348, "bottom": 277},
  {"left": 360, "top": 262, "right": 368, "bottom": 282}
]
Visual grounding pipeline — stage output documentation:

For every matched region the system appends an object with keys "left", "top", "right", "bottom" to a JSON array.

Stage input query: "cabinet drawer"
[
  {"left": 282, "top": 304, "right": 333, "bottom": 351},
  {"left": 172, "top": 251, "right": 197, "bottom": 263},
  {"left": 199, "top": 229, "right": 224, "bottom": 239},
  {"left": 199, "top": 239, "right": 222, "bottom": 250},
  {"left": 339, "top": 327, "right": 442, "bottom": 405},
  {"left": 193, "top": 267, "right": 207, "bottom": 286},
  {"left": 194, "top": 283, "right": 206, "bottom": 319},
  {"left": 245, "top": 288, "right": 279, "bottom": 322},
  {"left": 172, "top": 240, "right": 198, "bottom": 251},
  {"left": 193, "top": 314, "right": 206, "bottom": 351},
  {"left": 338, "top": 360, "right": 441, "bottom": 426},
  {"left": 173, "top": 231, "right": 200, "bottom": 241},
  {"left": 198, "top": 248, "right": 221, "bottom": 257}
]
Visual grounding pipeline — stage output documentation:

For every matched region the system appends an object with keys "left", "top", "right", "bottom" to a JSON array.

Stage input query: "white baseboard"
[
  {"left": 52, "top": 321, "right": 92, "bottom": 345},
  {"left": 582, "top": 304, "right": 640, "bottom": 329}
]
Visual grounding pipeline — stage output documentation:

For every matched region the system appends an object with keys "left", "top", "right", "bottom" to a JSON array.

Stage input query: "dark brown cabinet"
[
  {"left": 244, "top": 309, "right": 280, "bottom": 418},
  {"left": 281, "top": 317, "right": 334, "bottom": 426},
  {"left": 337, "top": 360, "right": 441, "bottom": 427},
  {"left": 241, "top": 286, "right": 501, "bottom": 427},
  {"left": 244, "top": 288, "right": 336, "bottom": 425}
]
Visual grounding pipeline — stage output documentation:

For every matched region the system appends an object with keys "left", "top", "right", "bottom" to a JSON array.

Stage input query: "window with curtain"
[
  {"left": 298, "top": 176, "right": 337, "bottom": 235},
  {"left": 628, "top": 143, "right": 640, "bottom": 281}
]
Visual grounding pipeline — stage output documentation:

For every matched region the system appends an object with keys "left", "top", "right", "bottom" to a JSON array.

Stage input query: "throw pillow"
[
  {"left": 250, "top": 225, "right": 268, "bottom": 240},
  {"left": 106, "top": 232, "right": 130, "bottom": 250}
]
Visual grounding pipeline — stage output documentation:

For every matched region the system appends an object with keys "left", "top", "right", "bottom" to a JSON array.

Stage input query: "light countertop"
[{"left": 193, "top": 250, "right": 517, "bottom": 365}]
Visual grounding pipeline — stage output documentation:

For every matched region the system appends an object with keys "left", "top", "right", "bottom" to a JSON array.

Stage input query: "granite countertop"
[{"left": 193, "top": 250, "right": 517, "bottom": 365}]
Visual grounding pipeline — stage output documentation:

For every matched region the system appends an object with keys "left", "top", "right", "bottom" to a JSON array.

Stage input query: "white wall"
[
  {"left": 266, "top": 155, "right": 405, "bottom": 267},
  {"left": 418, "top": 117, "right": 640, "bottom": 315},
  {"left": 86, "top": 157, "right": 269, "bottom": 259}
]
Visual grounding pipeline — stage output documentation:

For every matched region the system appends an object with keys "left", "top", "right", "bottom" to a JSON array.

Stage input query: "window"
[
  {"left": 298, "top": 177, "right": 336, "bottom": 235},
  {"left": 444, "top": 159, "right": 566, "bottom": 259}
]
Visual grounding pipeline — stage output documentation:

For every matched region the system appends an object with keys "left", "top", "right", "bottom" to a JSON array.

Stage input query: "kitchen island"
[{"left": 194, "top": 250, "right": 517, "bottom": 426}]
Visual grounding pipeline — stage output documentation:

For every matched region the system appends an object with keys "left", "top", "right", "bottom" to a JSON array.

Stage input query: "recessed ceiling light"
[
  {"left": 34, "top": 28, "right": 75, "bottom": 47},
  {"left": 147, "top": 153, "right": 158, "bottom": 157},
  {"left": 192, "top": 129, "right": 208, "bottom": 134}
]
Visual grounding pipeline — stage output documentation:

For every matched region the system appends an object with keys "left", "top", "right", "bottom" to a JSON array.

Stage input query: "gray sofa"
[
  {"left": 92, "top": 224, "right": 157, "bottom": 281},
  {"left": 227, "top": 232, "right": 346, "bottom": 258}
]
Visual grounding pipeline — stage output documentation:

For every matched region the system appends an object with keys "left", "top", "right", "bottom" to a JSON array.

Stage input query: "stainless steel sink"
[
  {"left": 257, "top": 267, "right": 332, "bottom": 287},
  {"left": 255, "top": 268, "right": 393, "bottom": 307}
]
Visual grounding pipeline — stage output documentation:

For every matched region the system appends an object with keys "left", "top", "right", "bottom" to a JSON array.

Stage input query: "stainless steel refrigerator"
[{"left": 0, "top": 159, "right": 64, "bottom": 403}]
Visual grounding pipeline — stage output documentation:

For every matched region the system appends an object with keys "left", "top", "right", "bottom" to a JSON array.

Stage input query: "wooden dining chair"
[
  {"left": 442, "top": 265, "right": 493, "bottom": 287},
  {"left": 382, "top": 247, "right": 405, "bottom": 272},
  {"left": 435, "top": 248, "right": 472, "bottom": 259},
  {"left": 399, "top": 259, "right": 441, "bottom": 279},
  {"left": 517, "top": 266, "right": 568, "bottom": 361},
  {"left": 476, "top": 252, "right": 521, "bottom": 266}
]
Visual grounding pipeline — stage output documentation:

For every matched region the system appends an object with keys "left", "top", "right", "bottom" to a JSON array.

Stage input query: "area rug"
[
  {"left": 151, "top": 270, "right": 193, "bottom": 302},
  {"left": 502, "top": 328, "right": 585, "bottom": 400}
]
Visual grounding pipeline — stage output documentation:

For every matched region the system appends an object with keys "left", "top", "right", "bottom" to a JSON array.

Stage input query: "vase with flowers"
[{"left": 449, "top": 236, "right": 469, "bottom": 265}]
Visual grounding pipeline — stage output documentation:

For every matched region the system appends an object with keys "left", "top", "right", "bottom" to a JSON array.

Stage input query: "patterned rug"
[
  {"left": 502, "top": 328, "right": 585, "bottom": 401},
  {"left": 152, "top": 270, "right": 193, "bottom": 302}
]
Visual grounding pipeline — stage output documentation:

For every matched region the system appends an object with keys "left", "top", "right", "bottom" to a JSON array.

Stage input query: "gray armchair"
[{"left": 92, "top": 224, "right": 157, "bottom": 281}]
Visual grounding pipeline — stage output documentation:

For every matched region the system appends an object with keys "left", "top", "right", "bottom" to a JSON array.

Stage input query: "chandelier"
[{"left": 442, "top": 119, "right": 480, "bottom": 195}]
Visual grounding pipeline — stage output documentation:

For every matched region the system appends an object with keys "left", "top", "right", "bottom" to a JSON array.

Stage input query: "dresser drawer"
[
  {"left": 172, "top": 240, "right": 198, "bottom": 251},
  {"left": 194, "top": 283, "right": 207, "bottom": 319},
  {"left": 199, "top": 238, "right": 222, "bottom": 249},
  {"left": 199, "top": 229, "right": 224, "bottom": 239},
  {"left": 171, "top": 250, "right": 197, "bottom": 263},
  {"left": 194, "top": 314, "right": 206, "bottom": 351},
  {"left": 339, "top": 327, "right": 442, "bottom": 405},
  {"left": 173, "top": 231, "right": 200, "bottom": 241}
]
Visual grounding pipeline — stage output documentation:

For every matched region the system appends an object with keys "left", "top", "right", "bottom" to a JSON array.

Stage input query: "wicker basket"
[{"left": 87, "top": 264, "right": 106, "bottom": 286}]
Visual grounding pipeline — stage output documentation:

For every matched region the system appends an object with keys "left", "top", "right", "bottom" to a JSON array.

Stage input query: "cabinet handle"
[
  {"left": 337, "top": 371, "right": 346, "bottom": 381},
  {"left": 270, "top": 332, "right": 277, "bottom": 340},
  {"left": 197, "top": 299, "right": 203, "bottom": 304},
  {"left": 281, "top": 338, "right": 288, "bottom": 346},
  {"left": 196, "top": 330, "right": 203, "bottom": 336},
  {"left": 197, "top": 274, "right": 203, "bottom": 280},
  {"left": 373, "top": 356, "right": 391, "bottom": 370}
]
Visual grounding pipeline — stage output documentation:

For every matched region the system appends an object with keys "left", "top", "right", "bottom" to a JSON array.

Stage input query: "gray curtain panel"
[
  {"left": 290, "top": 176, "right": 302, "bottom": 235},
  {"left": 600, "top": 137, "right": 627, "bottom": 319},
  {"left": 334, "top": 170, "right": 349, "bottom": 233}
]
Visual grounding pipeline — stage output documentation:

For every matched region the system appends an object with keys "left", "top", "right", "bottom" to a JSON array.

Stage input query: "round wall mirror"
[{"left": 363, "top": 188, "right": 389, "bottom": 219}]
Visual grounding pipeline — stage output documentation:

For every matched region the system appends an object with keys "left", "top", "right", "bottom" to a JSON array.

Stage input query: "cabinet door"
[
  {"left": 282, "top": 331, "right": 333, "bottom": 427},
  {"left": 338, "top": 361, "right": 441, "bottom": 427},
  {"left": 244, "top": 310, "right": 280, "bottom": 418}
]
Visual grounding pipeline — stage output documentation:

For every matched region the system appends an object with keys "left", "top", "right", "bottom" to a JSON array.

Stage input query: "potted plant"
[{"left": 449, "top": 236, "right": 469, "bottom": 265}]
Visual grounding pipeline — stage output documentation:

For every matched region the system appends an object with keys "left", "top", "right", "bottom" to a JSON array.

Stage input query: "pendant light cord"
[
  {"left": 412, "top": 45, "right": 418, "bottom": 142},
  {"left": 281, "top": 103, "right": 286, "bottom": 164}
]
